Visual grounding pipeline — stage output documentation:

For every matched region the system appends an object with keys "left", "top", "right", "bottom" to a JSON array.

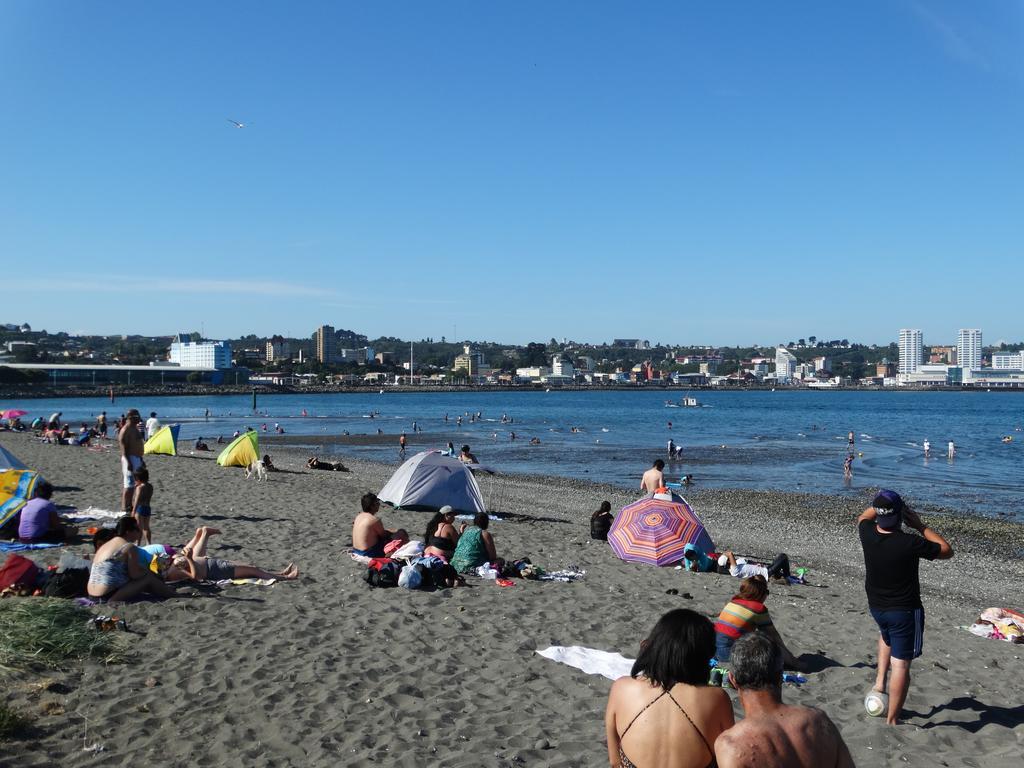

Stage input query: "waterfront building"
[
  {"left": 775, "top": 347, "right": 797, "bottom": 383},
  {"left": 5, "top": 362, "right": 243, "bottom": 387},
  {"left": 169, "top": 335, "right": 231, "bottom": 369},
  {"left": 265, "top": 335, "right": 291, "bottom": 362},
  {"left": 453, "top": 345, "right": 485, "bottom": 377},
  {"left": 314, "top": 325, "right": 336, "bottom": 364},
  {"left": 957, "top": 329, "right": 983, "bottom": 382},
  {"left": 900, "top": 364, "right": 951, "bottom": 387},
  {"left": 898, "top": 329, "right": 924, "bottom": 377},
  {"left": 552, "top": 354, "right": 575, "bottom": 379},
  {"left": 992, "top": 351, "right": 1024, "bottom": 370}
]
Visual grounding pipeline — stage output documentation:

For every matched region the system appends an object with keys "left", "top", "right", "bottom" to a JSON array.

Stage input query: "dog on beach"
[{"left": 245, "top": 459, "right": 268, "bottom": 482}]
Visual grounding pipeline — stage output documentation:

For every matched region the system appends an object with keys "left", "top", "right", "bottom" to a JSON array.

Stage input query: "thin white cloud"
[{"left": 911, "top": 2, "right": 990, "bottom": 70}]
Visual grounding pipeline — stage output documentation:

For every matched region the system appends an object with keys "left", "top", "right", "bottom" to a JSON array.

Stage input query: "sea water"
[{"left": 10, "top": 390, "right": 1023, "bottom": 519}]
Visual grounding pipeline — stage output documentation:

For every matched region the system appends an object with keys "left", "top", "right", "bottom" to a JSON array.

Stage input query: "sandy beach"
[{"left": 2, "top": 431, "right": 1022, "bottom": 767}]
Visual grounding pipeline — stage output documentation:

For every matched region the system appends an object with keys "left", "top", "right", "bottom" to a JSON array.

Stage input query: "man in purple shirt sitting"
[{"left": 18, "top": 482, "right": 73, "bottom": 543}]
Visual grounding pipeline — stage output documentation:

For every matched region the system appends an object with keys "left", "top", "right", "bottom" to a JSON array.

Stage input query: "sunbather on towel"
[{"left": 165, "top": 526, "right": 299, "bottom": 582}]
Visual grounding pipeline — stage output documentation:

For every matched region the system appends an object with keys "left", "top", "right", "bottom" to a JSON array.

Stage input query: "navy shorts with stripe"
[{"left": 870, "top": 607, "right": 924, "bottom": 661}]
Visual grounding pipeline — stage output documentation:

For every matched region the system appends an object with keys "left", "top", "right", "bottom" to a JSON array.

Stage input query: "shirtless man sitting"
[
  {"left": 351, "top": 492, "right": 407, "bottom": 558},
  {"left": 640, "top": 459, "right": 665, "bottom": 493},
  {"left": 715, "top": 633, "right": 854, "bottom": 768}
]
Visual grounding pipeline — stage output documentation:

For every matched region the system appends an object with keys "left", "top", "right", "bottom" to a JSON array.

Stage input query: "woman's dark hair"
[
  {"left": 423, "top": 511, "right": 445, "bottom": 542},
  {"left": 735, "top": 575, "right": 769, "bottom": 603},
  {"left": 591, "top": 501, "right": 612, "bottom": 520},
  {"left": 631, "top": 609, "right": 715, "bottom": 689},
  {"left": 35, "top": 481, "right": 54, "bottom": 500},
  {"left": 92, "top": 528, "right": 116, "bottom": 550},
  {"left": 473, "top": 512, "right": 489, "bottom": 529},
  {"left": 115, "top": 516, "right": 140, "bottom": 537}
]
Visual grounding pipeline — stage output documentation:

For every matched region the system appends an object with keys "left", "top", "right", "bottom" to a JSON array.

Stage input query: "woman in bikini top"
[
  {"left": 605, "top": 609, "right": 734, "bottom": 768},
  {"left": 422, "top": 506, "right": 459, "bottom": 559}
]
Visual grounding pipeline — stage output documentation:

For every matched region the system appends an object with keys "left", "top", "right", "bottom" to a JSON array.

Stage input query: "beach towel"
[
  {"left": 538, "top": 567, "right": 586, "bottom": 583},
  {"left": 536, "top": 646, "right": 634, "bottom": 681},
  {"left": 966, "top": 607, "right": 1024, "bottom": 643},
  {"left": 66, "top": 507, "right": 123, "bottom": 522},
  {"left": 0, "top": 541, "right": 65, "bottom": 551},
  {"left": 217, "top": 578, "right": 276, "bottom": 587}
]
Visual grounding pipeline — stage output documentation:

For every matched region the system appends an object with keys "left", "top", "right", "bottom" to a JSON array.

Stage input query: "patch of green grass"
[{"left": 0, "top": 600, "right": 128, "bottom": 671}]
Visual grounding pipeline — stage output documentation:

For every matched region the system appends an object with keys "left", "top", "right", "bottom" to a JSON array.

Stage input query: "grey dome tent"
[
  {"left": 378, "top": 451, "right": 486, "bottom": 514},
  {"left": 0, "top": 445, "right": 29, "bottom": 472}
]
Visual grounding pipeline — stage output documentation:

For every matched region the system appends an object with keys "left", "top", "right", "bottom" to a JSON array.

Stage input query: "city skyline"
[{"left": 2, "top": 3, "right": 1022, "bottom": 344}]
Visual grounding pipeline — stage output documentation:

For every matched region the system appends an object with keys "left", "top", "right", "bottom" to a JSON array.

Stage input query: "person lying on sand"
[
  {"left": 605, "top": 608, "right": 734, "bottom": 768},
  {"left": 165, "top": 526, "right": 298, "bottom": 582},
  {"left": 720, "top": 551, "right": 792, "bottom": 581},
  {"left": 307, "top": 456, "right": 348, "bottom": 471},
  {"left": 87, "top": 517, "right": 177, "bottom": 601},
  {"left": 714, "top": 576, "right": 802, "bottom": 670},
  {"left": 352, "top": 493, "right": 407, "bottom": 558},
  {"left": 715, "top": 633, "right": 854, "bottom": 768}
]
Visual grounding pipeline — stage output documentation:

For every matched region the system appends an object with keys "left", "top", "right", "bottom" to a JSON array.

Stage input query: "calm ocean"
[{"left": 9, "top": 390, "right": 1023, "bottom": 519}]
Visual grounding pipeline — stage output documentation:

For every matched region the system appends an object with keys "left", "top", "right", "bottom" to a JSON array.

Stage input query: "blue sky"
[{"left": 2, "top": 2, "right": 1021, "bottom": 347}]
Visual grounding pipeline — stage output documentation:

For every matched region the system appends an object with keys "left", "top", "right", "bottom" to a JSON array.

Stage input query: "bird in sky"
[{"left": 227, "top": 118, "right": 246, "bottom": 128}]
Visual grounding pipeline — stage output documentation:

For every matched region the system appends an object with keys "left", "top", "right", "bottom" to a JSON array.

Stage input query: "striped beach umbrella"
[{"left": 608, "top": 494, "right": 715, "bottom": 567}]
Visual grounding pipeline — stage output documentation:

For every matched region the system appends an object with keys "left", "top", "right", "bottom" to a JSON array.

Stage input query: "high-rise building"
[
  {"left": 265, "top": 335, "right": 291, "bottom": 363},
  {"left": 775, "top": 347, "right": 797, "bottom": 383},
  {"left": 898, "top": 329, "right": 923, "bottom": 376},
  {"left": 315, "top": 325, "right": 335, "bottom": 364},
  {"left": 957, "top": 329, "right": 982, "bottom": 381}
]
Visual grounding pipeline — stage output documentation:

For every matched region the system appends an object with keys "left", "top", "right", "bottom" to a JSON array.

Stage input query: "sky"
[{"left": 1, "top": 2, "right": 1022, "bottom": 347}]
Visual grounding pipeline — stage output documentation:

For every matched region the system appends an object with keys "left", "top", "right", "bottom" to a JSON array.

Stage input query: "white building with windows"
[
  {"left": 992, "top": 351, "right": 1024, "bottom": 370},
  {"left": 169, "top": 335, "right": 232, "bottom": 369},
  {"left": 957, "top": 329, "right": 982, "bottom": 382},
  {"left": 775, "top": 347, "right": 797, "bottom": 383},
  {"left": 552, "top": 354, "right": 575, "bottom": 379},
  {"left": 898, "top": 329, "right": 923, "bottom": 378}
]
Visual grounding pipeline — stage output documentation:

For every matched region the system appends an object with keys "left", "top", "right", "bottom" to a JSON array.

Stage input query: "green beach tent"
[
  {"left": 144, "top": 424, "right": 180, "bottom": 456},
  {"left": 216, "top": 431, "right": 259, "bottom": 468}
]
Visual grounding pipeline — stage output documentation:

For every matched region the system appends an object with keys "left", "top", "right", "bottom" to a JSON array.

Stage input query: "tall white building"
[
  {"left": 551, "top": 354, "right": 575, "bottom": 379},
  {"left": 957, "top": 329, "right": 982, "bottom": 381},
  {"left": 169, "top": 335, "right": 232, "bottom": 369},
  {"left": 898, "top": 329, "right": 923, "bottom": 376},
  {"left": 775, "top": 347, "right": 797, "bottom": 383}
]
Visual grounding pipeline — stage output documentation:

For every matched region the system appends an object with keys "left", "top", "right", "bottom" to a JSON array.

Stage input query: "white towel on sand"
[{"left": 536, "top": 646, "right": 634, "bottom": 681}]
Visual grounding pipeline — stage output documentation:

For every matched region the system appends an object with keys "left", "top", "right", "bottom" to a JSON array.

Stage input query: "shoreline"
[
  {"left": 2, "top": 433, "right": 1022, "bottom": 766},
  {"left": 3, "top": 383, "right": 1023, "bottom": 400}
]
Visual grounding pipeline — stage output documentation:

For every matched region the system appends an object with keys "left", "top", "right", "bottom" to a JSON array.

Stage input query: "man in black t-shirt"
[{"left": 858, "top": 489, "right": 953, "bottom": 725}]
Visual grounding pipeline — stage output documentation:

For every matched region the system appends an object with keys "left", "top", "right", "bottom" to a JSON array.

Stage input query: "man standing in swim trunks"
[
  {"left": 640, "top": 460, "right": 665, "bottom": 493},
  {"left": 715, "top": 633, "right": 854, "bottom": 767},
  {"left": 118, "top": 409, "right": 146, "bottom": 512},
  {"left": 858, "top": 490, "right": 953, "bottom": 724}
]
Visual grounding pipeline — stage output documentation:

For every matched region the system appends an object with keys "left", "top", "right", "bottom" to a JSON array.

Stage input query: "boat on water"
[{"left": 666, "top": 395, "right": 700, "bottom": 408}]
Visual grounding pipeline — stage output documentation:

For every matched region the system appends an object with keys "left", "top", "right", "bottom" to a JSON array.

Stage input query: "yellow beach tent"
[
  {"left": 144, "top": 424, "right": 180, "bottom": 456},
  {"left": 216, "top": 431, "right": 259, "bottom": 468},
  {"left": 0, "top": 469, "right": 40, "bottom": 532}
]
